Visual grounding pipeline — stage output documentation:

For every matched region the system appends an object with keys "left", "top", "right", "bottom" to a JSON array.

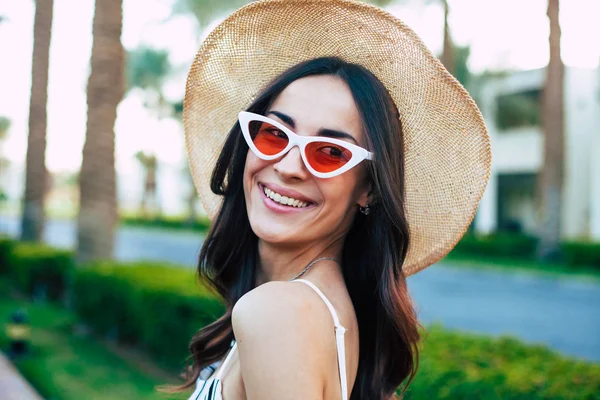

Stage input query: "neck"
[{"left": 255, "top": 236, "right": 345, "bottom": 285}]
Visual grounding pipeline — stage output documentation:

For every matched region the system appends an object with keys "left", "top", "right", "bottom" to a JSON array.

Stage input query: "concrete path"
[
  {"left": 1, "top": 216, "right": 599, "bottom": 362},
  {"left": 0, "top": 352, "right": 43, "bottom": 400}
]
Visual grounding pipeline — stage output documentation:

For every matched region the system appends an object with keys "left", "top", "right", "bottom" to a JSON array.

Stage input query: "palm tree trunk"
[
  {"left": 77, "top": 0, "right": 124, "bottom": 264},
  {"left": 186, "top": 189, "right": 197, "bottom": 227},
  {"left": 440, "top": 0, "right": 454, "bottom": 75},
  {"left": 21, "top": 0, "right": 54, "bottom": 242},
  {"left": 537, "top": 0, "right": 564, "bottom": 260}
]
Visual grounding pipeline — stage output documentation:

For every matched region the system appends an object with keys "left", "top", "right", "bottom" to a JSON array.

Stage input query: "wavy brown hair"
[{"left": 174, "top": 57, "right": 420, "bottom": 399}]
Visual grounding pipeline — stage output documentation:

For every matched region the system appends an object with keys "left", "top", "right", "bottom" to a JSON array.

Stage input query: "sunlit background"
[{"left": 1, "top": 0, "right": 599, "bottom": 399}]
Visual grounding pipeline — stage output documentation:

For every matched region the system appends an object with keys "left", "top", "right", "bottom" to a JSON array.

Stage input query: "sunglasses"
[{"left": 238, "top": 111, "right": 373, "bottom": 178}]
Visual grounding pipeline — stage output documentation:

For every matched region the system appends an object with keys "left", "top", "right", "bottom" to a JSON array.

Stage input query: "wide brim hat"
[{"left": 184, "top": 0, "right": 492, "bottom": 276}]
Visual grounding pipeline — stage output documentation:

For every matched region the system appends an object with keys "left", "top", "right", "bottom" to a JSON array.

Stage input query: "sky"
[{"left": 0, "top": 0, "right": 599, "bottom": 174}]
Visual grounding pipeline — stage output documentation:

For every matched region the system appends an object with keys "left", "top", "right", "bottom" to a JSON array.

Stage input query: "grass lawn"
[
  {"left": 0, "top": 280, "right": 190, "bottom": 400},
  {"left": 442, "top": 253, "right": 600, "bottom": 282}
]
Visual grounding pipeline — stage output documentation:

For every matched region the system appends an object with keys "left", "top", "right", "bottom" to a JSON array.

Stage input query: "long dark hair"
[{"left": 179, "top": 57, "right": 420, "bottom": 399}]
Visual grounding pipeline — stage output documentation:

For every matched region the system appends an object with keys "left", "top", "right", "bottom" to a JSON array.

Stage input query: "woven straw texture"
[{"left": 184, "top": 0, "right": 491, "bottom": 276}]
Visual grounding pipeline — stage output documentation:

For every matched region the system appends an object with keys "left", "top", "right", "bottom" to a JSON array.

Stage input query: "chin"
[{"left": 247, "top": 210, "right": 303, "bottom": 244}]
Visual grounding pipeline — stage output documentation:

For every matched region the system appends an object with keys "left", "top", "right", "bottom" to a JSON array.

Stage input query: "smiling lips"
[{"left": 261, "top": 185, "right": 313, "bottom": 208}]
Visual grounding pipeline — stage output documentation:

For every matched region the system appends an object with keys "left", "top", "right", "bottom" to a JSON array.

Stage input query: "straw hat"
[{"left": 184, "top": 0, "right": 491, "bottom": 276}]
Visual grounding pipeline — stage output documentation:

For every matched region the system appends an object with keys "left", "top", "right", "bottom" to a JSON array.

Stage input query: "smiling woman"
[
  {"left": 184, "top": 58, "right": 401, "bottom": 400},
  {"left": 173, "top": 1, "right": 491, "bottom": 399}
]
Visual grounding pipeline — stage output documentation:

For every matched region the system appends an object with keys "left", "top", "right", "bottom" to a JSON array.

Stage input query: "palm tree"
[
  {"left": 127, "top": 46, "right": 170, "bottom": 114},
  {"left": 134, "top": 151, "right": 158, "bottom": 217},
  {"left": 127, "top": 47, "right": 171, "bottom": 216},
  {"left": 171, "top": 101, "right": 201, "bottom": 225},
  {"left": 0, "top": 116, "right": 10, "bottom": 157},
  {"left": 21, "top": 0, "right": 54, "bottom": 242},
  {"left": 0, "top": 117, "right": 11, "bottom": 202},
  {"left": 76, "top": 0, "right": 124, "bottom": 263},
  {"left": 537, "top": 0, "right": 564, "bottom": 261},
  {"left": 439, "top": 0, "right": 454, "bottom": 75}
]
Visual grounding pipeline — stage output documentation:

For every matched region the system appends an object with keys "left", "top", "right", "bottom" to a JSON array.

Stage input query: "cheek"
[
  {"left": 244, "top": 151, "right": 258, "bottom": 179},
  {"left": 320, "top": 173, "right": 362, "bottom": 214},
  {"left": 319, "top": 166, "right": 369, "bottom": 225},
  {"left": 243, "top": 151, "right": 268, "bottom": 193}
]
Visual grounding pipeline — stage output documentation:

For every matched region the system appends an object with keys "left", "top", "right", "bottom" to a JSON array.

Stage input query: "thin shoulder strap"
[
  {"left": 214, "top": 340, "right": 237, "bottom": 380},
  {"left": 293, "top": 279, "right": 348, "bottom": 400}
]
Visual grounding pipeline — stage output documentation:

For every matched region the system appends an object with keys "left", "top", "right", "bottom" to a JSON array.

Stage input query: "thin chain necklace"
[{"left": 288, "top": 256, "right": 337, "bottom": 281}]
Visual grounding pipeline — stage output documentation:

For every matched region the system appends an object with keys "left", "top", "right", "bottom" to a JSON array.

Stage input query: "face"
[{"left": 243, "top": 75, "right": 371, "bottom": 246}]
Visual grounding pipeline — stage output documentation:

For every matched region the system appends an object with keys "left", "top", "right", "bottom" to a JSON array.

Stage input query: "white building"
[{"left": 474, "top": 66, "right": 600, "bottom": 240}]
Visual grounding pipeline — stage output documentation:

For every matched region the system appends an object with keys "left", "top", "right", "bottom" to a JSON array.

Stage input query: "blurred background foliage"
[
  {"left": 496, "top": 90, "right": 541, "bottom": 130},
  {"left": 0, "top": 116, "right": 10, "bottom": 202}
]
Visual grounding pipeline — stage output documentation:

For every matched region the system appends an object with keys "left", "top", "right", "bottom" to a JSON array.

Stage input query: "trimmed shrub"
[
  {"left": 73, "top": 262, "right": 225, "bottom": 369},
  {"left": 8, "top": 242, "right": 75, "bottom": 302},
  {"left": 0, "top": 236, "right": 14, "bottom": 275},
  {"left": 562, "top": 241, "right": 600, "bottom": 267},
  {"left": 450, "top": 233, "right": 600, "bottom": 269},
  {"left": 451, "top": 233, "right": 538, "bottom": 259},
  {"left": 120, "top": 215, "right": 211, "bottom": 233},
  {"left": 405, "top": 325, "right": 600, "bottom": 399}
]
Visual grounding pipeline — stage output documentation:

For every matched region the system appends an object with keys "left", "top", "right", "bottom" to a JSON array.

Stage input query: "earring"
[{"left": 359, "top": 203, "right": 370, "bottom": 215}]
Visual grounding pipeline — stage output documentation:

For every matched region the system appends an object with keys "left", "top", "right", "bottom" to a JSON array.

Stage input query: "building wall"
[
  {"left": 474, "top": 67, "right": 600, "bottom": 240},
  {"left": 591, "top": 115, "right": 600, "bottom": 238},
  {"left": 562, "top": 68, "right": 599, "bottom": 239}
]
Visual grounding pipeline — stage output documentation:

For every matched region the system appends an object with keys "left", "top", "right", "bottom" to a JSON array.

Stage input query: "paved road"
[
  {"left": 0, "top": 352, "right": 44, "bottom": 400},
  {"left": 0, "top": 216, "right": 204, "bottom": 267},
  {"left": 2, "top": 216, "right": 599, "bottom": 362}
]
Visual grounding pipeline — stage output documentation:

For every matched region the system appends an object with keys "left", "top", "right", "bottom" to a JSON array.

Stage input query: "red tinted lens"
[
  {"left": 305, "top": 142, "right": 353, "bottom": 173},
  {"left": 248, "top": 120, "right": 289, "bottom": 156}
]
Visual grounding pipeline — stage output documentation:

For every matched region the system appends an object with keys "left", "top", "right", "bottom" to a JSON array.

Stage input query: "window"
[{"left": 495, "top": 89, "right": 541, "bottom": 131}]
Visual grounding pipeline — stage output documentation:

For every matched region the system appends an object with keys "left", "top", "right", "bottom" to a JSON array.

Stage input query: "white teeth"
[{"left": 262, "top": 186, "right": 310, "bottom": 208}]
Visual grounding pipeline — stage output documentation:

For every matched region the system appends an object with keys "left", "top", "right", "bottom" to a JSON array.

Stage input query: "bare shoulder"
[
  {"left": 231, "top": 280, "right": 336, "bottom": 399},
  {"left": 232, "top": 280, "right": 333, "bottom": 342}
]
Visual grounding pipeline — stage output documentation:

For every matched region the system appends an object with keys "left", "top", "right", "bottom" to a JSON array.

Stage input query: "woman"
[{"left": 178, "top": 1, "right": 491, "bottom": 399}]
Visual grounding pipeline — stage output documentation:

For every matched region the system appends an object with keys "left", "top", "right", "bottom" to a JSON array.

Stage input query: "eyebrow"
[{"left": 267, "top": 110, "right": 359, "bottom": 145}]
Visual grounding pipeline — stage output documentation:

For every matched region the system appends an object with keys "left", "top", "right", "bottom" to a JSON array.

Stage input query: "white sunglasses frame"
[{"left": 238, "top": 111, "right": 374, "bottom": 179}]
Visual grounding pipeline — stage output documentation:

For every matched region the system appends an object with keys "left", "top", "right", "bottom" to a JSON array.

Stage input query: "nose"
[{"left": 273, "top": 146, "right": 310, "bottom": 181}]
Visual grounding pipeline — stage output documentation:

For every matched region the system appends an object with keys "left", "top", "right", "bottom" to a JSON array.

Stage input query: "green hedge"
[
  {"left": 452, "top": 233, "right": 600, "bottom": 268},
  {"left": 0, "top": 235, "right": 14, "bottom": 274},
  {"left": 72, "top": 262, "right": 225, "bottom": 369},
  {"left": 562, "top": 241, "right": 600, "bottom": 267},
  {"left": 452, "top": 233, "right": 538, "bottom": 259},
  {"left": 1, "top": 238, "right": 224, "bottom": 370},
  {"left": 6, "top": 241, "right": 75, "bottom": 303},
  {"left": 405, "top": 325, "right": 600, "bottom": 399},
  {"left": 120, "top": 214, "right": 211, "bottom": 233}
]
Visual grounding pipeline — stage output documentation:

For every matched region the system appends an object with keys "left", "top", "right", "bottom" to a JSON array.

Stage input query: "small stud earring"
[{"left": 359, "top": 203, "right": 370, "bottom": 215}]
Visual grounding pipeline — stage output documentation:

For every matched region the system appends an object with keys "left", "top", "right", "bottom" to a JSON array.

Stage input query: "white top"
[{"left": 187, "top": 278, "right": 348, "bottom": 400}]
